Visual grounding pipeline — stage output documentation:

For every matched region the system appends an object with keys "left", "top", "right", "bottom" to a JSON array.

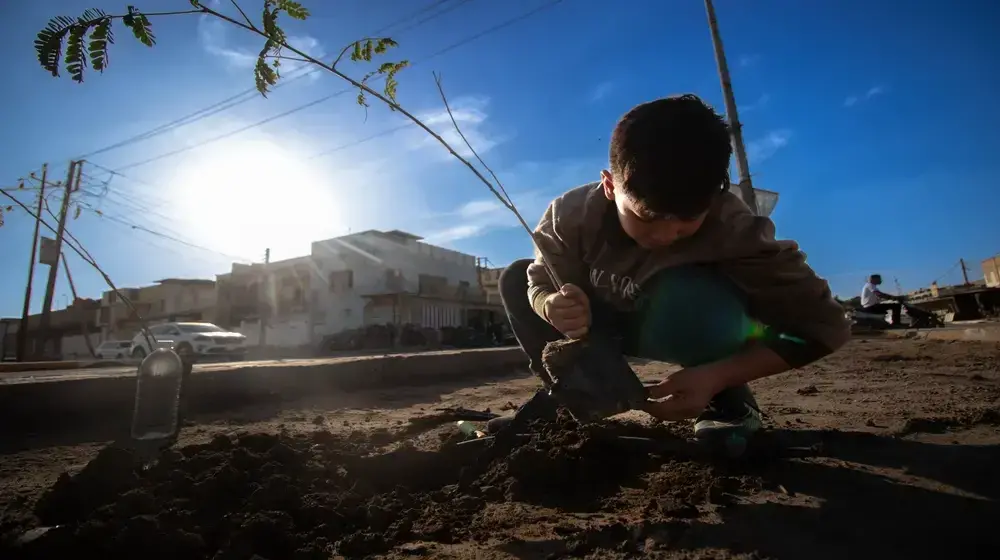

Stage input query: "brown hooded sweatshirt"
[{"left": 526, "top": 182, "right": 851, "bottom": 367}]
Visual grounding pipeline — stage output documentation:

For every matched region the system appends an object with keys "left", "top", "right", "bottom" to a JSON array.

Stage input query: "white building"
[
  {"left": 218, "top": 230, "right": 503, "bottom": 348},
  {"left": 310, "top": 229, "right": 495, "bottom": 337}
]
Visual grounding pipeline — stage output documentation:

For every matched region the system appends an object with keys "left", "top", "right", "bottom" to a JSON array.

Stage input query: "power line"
[
  {"left": 391, "top": 0, "right": 474, "bottom": 36},
  {"left": 74, "top": 0, "right": 471, "bottom": 163},
  {"left": 308, "top": 122, "right": 412, "bottom": 159},
  {"left": 76, "top": 200, "right": 254, "bottom": 262},
  {"left": 101, "top": 0, "right": 565, "bottom": 174}
]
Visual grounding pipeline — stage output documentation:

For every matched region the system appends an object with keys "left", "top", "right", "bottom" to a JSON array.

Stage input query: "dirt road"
[{"left": 2, "top": 337, "right": 999, "bottom": 559}]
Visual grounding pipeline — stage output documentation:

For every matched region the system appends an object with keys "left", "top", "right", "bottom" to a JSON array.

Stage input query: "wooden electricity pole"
[
  {"left": 16, "top": 164, "right": 49, "bottom": 361},
  {"left": 704, "top": 0, "right": 758, "bottom": 215},
  {"left": 36, "top": 160, "right": 80, "bottom": 357}
]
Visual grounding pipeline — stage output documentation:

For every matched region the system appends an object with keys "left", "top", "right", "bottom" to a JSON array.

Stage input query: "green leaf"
[
  {"left": 382, "top": 61, "right": 408, "bottom": 104},
  {"left": 122, "top": 6, "right": 155, "bottom": 48},
  {"left": 35, "top": 15, "right": 75, "bottom": 77},
  {"left": 88, "top": 18, "right": 113, "bottom": 73},
  {"left": 65, "top": 21, "right": 88, "bottom": 83},
  {"left": 254, "top": 44, "right": 279, "bottom": 96},
  {"left": 261, "top": 3, "right": 286, "bottom": 43},
  {"left": 189, "top": 0, "right": 202, "bottom": 6},
  {"left": 73, "top": 205, "right": 82, "bottom": 219},
  {"left": 276, "top": 0, "right": 309, "bottom": 20},
  {"left": 350, "top": 41, "right": 363, "bottom": 62},
  {"left": 356, "top": 91, "right": 368, "bottom": 108},
  {"left": 374, "top": 38, "right": 397, "bottom": 54}
]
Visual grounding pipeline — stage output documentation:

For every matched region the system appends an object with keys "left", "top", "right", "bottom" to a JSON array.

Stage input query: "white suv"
[{"left": 130, "top": 322, "right": 248, "bottom": 361}]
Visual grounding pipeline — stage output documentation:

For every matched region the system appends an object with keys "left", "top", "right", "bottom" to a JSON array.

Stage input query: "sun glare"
[{"left": 170, "top": 138, "right": 340, "bottom": 261}]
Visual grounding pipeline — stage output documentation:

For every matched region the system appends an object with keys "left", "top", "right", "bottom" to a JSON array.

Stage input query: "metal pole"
[
  {"left": 258, "top": 248, "right": 270, "bottom": 347},
  {"left": 62, "top": 252, "right": 97, "bottom": 357},
  {"left": 16, "top": 164, "right": 48, "bottom": 361},
  {"left": 704, "top": 0, "right": 758, "bottom": 215}
]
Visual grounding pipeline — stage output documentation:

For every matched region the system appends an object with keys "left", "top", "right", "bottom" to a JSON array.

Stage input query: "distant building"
[
  {"left": 983, "top": 256, "right": 1000, "bottom": 288},
  {"left": 215, "top": 230, "right": 506, "bottom": 348},
  {"left": 98, "top": 278, "right": 217, "bottom": 340}
]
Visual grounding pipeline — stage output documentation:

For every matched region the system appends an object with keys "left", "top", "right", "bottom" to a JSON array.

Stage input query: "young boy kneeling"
[{"left": 490, "top": 94, "right": 850, "bottom": 443}]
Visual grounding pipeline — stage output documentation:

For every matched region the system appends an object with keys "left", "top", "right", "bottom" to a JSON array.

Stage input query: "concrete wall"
[
  {"left": 59, "top": 333, "right": 95, "bottom": 359},
  {"left": 237, "top": 315, "right": 312, "bottom": 347}
]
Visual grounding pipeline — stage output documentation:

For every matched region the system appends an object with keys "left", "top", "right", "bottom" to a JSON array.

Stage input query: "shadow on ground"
[{"left": 497, "top": 428, "right": 1000, "bottom": 559}]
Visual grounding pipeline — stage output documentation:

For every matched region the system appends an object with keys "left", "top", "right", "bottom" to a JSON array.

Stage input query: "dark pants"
[
  {"left": 864, "top": 302, "right": 902, "bottom": 326},
  {"left": 499, "top": 259, "right": 757, "bottom": 416}
]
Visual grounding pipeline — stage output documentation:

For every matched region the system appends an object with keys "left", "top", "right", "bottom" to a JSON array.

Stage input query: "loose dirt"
[{"left": 2, "top": 337, "right": 1000, "bottom": 559}]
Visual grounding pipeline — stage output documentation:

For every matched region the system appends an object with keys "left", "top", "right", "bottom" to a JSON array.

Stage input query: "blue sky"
[{"left": 1, "top": 0, "right": 998, "bottom": 318}]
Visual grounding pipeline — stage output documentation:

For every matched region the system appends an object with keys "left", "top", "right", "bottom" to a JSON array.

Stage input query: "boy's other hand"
[
  {"left": 544, "top": 284, "right": 591, "bottom": 338},
  {"left": 644, "top": 366, "right": 727, "bottom": 421}
]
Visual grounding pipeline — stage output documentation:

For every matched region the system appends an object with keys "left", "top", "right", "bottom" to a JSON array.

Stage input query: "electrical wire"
[
  {"left": 74, "top": 0, "right": 476, "bottom": 162},
  {"left": 0, "top": 187, "right": 157, "bottom": 349},
  {"left": 99, "top": 0, "right": 566, "bottom": 174}
]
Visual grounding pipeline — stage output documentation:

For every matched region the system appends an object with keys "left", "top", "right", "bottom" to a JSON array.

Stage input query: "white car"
[
  {"left": 130, "top": 322, "right": 248, "bottom": 360},
  {"left": 94, "top": 340, "right": 133, "bottom": 360}
]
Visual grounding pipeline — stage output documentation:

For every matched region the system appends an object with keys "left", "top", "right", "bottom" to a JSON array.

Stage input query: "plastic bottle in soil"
[
  {"left": 456, "top": 420, "right": 485, "bottom": 438},
  {"left": 131, "top": 348, "right": 185, "bottom": 443}
]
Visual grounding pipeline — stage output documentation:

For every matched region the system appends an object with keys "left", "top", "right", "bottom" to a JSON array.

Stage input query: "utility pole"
[
  {"left": 36, "top": 160, "right": 79, "bottom": 357},
  {"left": 704, "top": 0, "right": 758, "bottom": 215},
  {"left": 62, "top": 252, "right": 96, "bottom": 357},
  {"left": 960, "top": 258, "right": 971, "bottom": 285},
  {"left": 258, "top": 248, "right": 270, "bottom": 347},
  {"left": 16, "top": 164, "right": 49, "bottom": 361}
]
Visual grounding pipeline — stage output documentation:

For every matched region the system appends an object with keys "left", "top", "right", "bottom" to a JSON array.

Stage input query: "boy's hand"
[
  {"left": 643, "top": 366, "right": 728, "bottom": 421},
  {"left": 543, "top": 284, "right": 591, "bottom": 338}
]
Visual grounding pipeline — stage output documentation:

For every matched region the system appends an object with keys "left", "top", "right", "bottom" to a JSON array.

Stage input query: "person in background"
[{"left": 861, "top": 274, "right": 902, "bottom": 326}]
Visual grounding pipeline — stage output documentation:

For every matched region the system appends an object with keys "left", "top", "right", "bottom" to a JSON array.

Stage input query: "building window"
[{"left": 329, "top": 270, "right": 354, "bottom": 292}]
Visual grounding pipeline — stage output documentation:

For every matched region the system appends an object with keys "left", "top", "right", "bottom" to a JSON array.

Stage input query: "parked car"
[
  {"left": 95, "top": 340, "right": 133, "bottom": 359},
  {"left": 130, "top": 322, "right": 248, "bottom": 361}
]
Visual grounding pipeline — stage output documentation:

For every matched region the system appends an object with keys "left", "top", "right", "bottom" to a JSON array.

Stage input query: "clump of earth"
[{"left": 3, "top": 413, "right": 758, "bottom": 559}]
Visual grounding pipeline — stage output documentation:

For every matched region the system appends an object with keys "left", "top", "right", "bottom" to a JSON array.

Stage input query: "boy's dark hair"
[{"left": 609, "top": 94, "right": 732, "bottom": 219}]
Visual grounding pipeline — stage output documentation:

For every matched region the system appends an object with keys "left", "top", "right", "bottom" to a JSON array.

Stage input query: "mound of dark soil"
[{"left": 5, "top": 415, "right": 757, "bottom": 559}]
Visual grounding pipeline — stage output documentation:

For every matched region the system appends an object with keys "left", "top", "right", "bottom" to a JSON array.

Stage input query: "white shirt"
[{"left": 861, "top": 282, "right": 880, "bottom": 307}]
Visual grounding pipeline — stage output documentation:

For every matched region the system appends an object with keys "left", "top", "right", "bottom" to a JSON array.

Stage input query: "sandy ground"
[{"left": 1, "top": 337, "right": 999, "bottom": 559}]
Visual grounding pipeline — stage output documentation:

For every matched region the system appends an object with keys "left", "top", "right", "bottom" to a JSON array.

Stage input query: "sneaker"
[{"left": 693, "top": 401, "right": 763, "bottom": 442}]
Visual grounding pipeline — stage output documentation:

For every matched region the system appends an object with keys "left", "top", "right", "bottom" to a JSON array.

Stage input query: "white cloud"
[
  {"left": 738, "top": 54, "right": 761, "bottom": 68},
  {"left": 197, "top": 11, "right": 324, "bottom": 76},
  {"left": 408, "top": 96, "right": 507, "bottom": 160},
  {"left": 844, "top": 85, "right": 886, "bottom": 108},
  {"left": 423, "top": 159, "right": 602, "bottom": 244},
  {"left": 587, "top": 81, "right": 615, "bottom": 103},
  {"left": 746, "top": 129, "right": 792, "bottom": 163}
]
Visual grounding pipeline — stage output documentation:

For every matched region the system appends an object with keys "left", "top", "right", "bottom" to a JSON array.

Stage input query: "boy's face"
[{"left": 600, "top": 170, "right": 708, "bottom": 249}]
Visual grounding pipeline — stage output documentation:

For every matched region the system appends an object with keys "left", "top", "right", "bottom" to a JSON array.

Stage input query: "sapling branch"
[
  {"left": 228, "top": 0, "right": 256, "bottom": 30},
  {"left": 431, "top": 72, "right": 565, "bottom": 290}
]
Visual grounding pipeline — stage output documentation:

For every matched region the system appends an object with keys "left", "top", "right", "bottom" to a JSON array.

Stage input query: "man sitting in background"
[{"left": 861, "top": 274, "right": 902, "bottom": 325}]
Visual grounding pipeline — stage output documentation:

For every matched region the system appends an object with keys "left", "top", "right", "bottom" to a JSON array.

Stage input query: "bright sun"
[{"left": 170, "top": 138, "right": 340, "bottom": 261}]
